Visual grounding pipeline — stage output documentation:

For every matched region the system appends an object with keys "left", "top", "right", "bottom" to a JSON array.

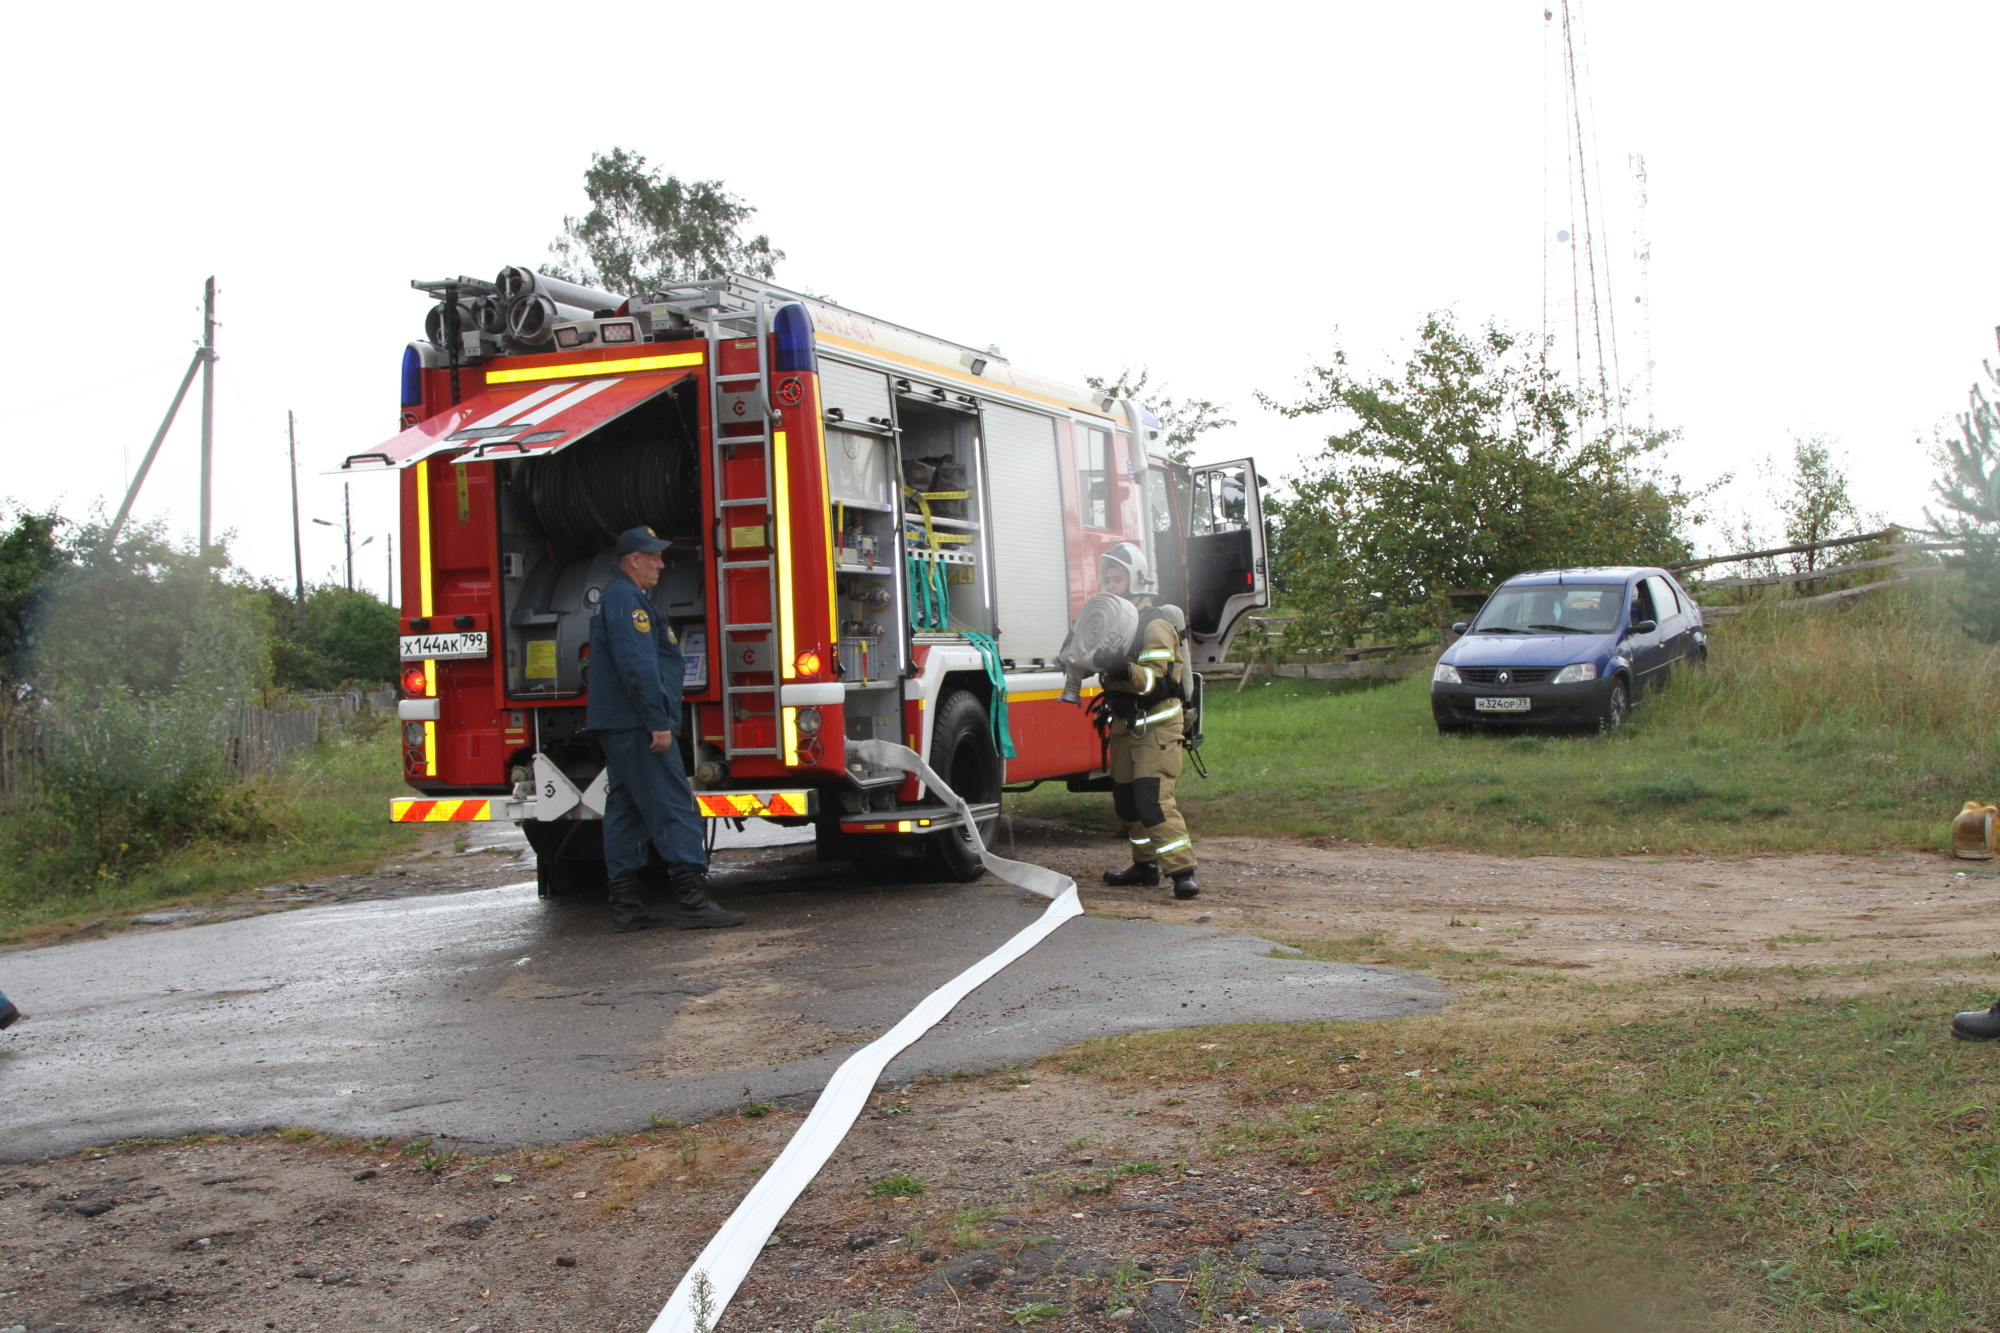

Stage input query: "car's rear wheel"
[{"left": 1599, "top": 679, "right": 1630, "bottom": 732}]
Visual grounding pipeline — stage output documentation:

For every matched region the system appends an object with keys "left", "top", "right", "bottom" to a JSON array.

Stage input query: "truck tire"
[
  {"left": 523, "top": 820, "right": 607, "bottom": 899},
  {"left": 923, "top": 689, "right": 1003, "bottom": 882}
]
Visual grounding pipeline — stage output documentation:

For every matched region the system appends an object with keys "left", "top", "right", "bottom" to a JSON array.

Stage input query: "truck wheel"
[
  {"left": 523, "top": 820, "right": 607, "bottom": 899},
  {"left": 923, "top": 690, "right": 1002, "bottom": 883}
]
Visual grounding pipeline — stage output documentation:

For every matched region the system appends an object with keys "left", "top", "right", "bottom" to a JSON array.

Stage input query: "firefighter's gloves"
[{"left": 1092, "top": 646, "right": 1131, "bottom": 683}]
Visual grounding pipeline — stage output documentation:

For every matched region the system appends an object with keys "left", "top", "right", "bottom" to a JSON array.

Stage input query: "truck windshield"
[{"left": 1471, "top": 583, "right": 1624, "bottom": 635}]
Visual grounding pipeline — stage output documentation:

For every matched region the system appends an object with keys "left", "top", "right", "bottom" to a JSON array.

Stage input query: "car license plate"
[
  {"left": 399, "top": 631, "right": 488, "bottom": 661},
  {"left": 1474, "top": 696, "right": 1531, "bottom": 712}
]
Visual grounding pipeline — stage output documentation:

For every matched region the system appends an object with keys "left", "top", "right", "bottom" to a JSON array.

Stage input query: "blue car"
[{"left": 1430, "top": 566, "right": 1707, "bottom": 733}]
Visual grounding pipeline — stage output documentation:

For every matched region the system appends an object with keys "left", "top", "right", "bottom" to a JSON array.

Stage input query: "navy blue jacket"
[{"left": 585, "top": 570, "right": 683, "bottom": 734}]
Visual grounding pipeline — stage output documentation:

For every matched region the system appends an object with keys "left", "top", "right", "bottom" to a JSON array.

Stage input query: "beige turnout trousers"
[{"left": 1109, "top": 708, "right": 1193, "bottom": 874}]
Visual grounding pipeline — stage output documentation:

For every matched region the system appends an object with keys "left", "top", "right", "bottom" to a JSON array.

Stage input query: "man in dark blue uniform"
[{"left": 587, "top": 527, "right": 745, "bottom": 933}]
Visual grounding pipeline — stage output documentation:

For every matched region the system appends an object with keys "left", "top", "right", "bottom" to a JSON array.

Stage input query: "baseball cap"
[{"left": 615, "top": 526, "right": 670, "bottom": 556}]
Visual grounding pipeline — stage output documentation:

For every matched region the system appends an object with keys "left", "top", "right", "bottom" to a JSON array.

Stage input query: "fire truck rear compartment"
[{"left": 495, "top": 380, "right": 704, "bottom": 703}]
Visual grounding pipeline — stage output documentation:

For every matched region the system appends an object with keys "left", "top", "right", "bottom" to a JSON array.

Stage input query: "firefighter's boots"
[
  {"left": 1951, "top": 999, "right": 2000, "bottom": 1041},
  {"left": 607, "top": 873, "right": 673, "bottom": 934},
  {"left": 670, "top": 869, "right": 747, "bottom": 930}
]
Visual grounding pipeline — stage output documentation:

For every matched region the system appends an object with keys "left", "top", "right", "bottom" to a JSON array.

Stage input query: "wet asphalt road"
[{"left": 0, "top": 869, "right": 1449, "bottom": 1162}]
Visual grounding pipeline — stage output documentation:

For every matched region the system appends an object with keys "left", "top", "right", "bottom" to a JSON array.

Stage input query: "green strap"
[{"left": 963, "top": 631, "right": 1016, "bottom": 759}]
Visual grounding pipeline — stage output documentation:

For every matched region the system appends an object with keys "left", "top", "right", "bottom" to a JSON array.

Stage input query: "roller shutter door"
[
  {"left": 981, "top": 403, "right": 1070, "bottom": 662},
  {"left": 818, "top": 358, "right": 892, "bottom": 427}
]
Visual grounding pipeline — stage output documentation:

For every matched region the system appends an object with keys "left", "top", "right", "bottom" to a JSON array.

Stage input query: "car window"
[
  {"left": 1468, "top": 583, "right": 1623, "bottom": 635},
  {"left": 1645, "top": 576, "right": 1679, "bottom": 621},
  {"left": 1631, "top": 580, "right": 1658, "bottom": 622}
]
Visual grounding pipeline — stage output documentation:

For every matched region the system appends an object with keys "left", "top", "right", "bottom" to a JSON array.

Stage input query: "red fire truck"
[{"left": 344, "top": 270, "right": 1267, "bottom": 892}]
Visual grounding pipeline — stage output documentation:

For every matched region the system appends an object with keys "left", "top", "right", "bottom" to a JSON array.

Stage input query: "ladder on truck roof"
[{"left": 654, "top": 280, "right": 791, "bottom": 762}]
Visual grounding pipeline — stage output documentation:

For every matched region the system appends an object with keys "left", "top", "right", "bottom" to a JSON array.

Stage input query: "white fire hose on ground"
[{"left": 648, "top": 739, "right": 1083, "bottom": 1333}]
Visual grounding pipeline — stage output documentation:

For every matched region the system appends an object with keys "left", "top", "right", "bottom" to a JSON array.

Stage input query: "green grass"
[
  {"left": 0, "top": 725, "right": 420, "bottom": 941},
  {"left": 1012, "top": 584, "right": 1999, "bottom": 855},
  {"left": 866, "top": 1172, "right": 927, "bottom": 1198},
  {"left": 1071, "top": 962, "right": 2000, "bottom": 1332}
]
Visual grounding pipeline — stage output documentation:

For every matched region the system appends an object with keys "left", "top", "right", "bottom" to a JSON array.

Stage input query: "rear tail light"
[
  {"left": 403, "top": 721, "right": 426, "bottom": 747},
  {"left": 402, "top": 665, "right": 427, "bottom": 696}
]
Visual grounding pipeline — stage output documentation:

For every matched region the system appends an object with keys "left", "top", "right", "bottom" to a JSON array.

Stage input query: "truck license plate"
[
  {"left": 1474, "top": 696, "right": 1531, "bottom": 712},
  {"left": 399, "top": 631, "right": 488, "bottom": 661}
]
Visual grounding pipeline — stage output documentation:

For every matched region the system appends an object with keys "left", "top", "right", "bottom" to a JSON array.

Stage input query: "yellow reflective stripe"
[
  {"left": 416, "top": 459, "right": 437, "bottom": 777},
  {"left": 1137, "top": 650, "right": 1175, "bottom": 662},
  {"left": 1128, "top": 836, "right": 1152, "bottom": 845},
  {"left": 1142, "top": 700, "right": 1183, "bottom": 726},
  {"left": 1132, "top": 666, "right": 1153, "bottom": 694},
  {"left": 1154, "top": 836, "right": 1192, "bottom": 854},
  {"left": 483, "top": 351, "right": 704, "bottom": 385},
  {"left": 415, "top": 460, "right": 434, "bottom": 617},
  {"left": 775, "top": 429, "right": 795, "bottom": 681},
  {"left": 782, "top": 705, "right": 800, "bottom": 766},
  {"left": 813, "top": 383, "right": 835, "bottom": 652}
]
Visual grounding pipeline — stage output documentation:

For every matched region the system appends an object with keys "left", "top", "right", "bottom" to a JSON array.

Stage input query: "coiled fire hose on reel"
[{"left": 647, "top": 739, "right": 1081, "bottom": 1333}]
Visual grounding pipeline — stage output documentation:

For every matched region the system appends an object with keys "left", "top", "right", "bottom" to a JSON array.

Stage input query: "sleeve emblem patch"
[{"left": 631, "top": 609, "right": 652, "bottom": 633}]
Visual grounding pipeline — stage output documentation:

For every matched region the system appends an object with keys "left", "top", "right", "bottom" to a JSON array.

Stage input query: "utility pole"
[
  {"left": 198, "top": 276, "right": 217, "bottom": 556},
  {"left": 287, "top": 411, "right": 305, "bottom": 613},
  {"left": 104, "top": 279, "right": 216, "bottom": 555},
  {"left": 343, "top": 483, "right": 355, "bottom": 592}
]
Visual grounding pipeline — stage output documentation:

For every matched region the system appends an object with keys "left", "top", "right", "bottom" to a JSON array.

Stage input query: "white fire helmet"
[{"left": 1099, "top": 541, "right": 1153, "bottom": 595}]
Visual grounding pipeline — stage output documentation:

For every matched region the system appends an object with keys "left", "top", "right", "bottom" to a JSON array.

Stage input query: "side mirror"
[
  {"left": 1631, "top": 618, "right": 1658, "bottom": 635},
  {"left": 1450, "top": 622, "right": 1469, "bottom": 635}
]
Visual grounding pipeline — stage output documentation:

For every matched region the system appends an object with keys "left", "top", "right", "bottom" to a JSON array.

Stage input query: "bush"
[{"left": 23, "top": 526, "right": 268, "bottom": 884}]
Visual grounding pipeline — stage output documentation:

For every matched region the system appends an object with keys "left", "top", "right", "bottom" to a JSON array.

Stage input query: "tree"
[
  {"left": 547, "top": 148, "right": 782, "bottom": 294},
  {"left": 1775, "top": 435, "right": 1860, "bottom": 573},
  {"left": 1263, "top": 313, "right": 1698, "bottom": 646},
  {"left": 0, "top": 505, "right": 68, "bottom": 684},
  {"left": 1927, "top": 327, "right": 2000, "bottom": 640},
  {"left": 255, "top": 583, "right": 399, "bottom": 690},
  {"left": 1085, "top": 368, "right": 1234, "bottom": 464}
]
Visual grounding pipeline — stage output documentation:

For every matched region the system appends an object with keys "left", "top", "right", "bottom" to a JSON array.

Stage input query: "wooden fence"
[
  {"left": 1673, "top": 526, "right": 1956, "bottom": 617},
  {"left": 0, "top": 700, "right": 335, "bottom": 808},
  {"left": 1213, "top": 526, "right": 1964, "bottom": 685}
]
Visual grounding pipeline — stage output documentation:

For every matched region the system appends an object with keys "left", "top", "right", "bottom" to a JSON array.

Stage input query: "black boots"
[
  {"left": 669, "top": 869, "right": 747, "bottom": 930},
  {"left": 607, "top": 873, "right": 673, "bottom": 934},
  {"left": 1951, "top": 999, "right": 2000, "bottom": 1041},
  {"left": 1103, "top": 861, "right": 1198, "bottom": 900}
]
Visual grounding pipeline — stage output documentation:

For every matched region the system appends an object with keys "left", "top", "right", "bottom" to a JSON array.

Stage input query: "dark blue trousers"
[{"left": 598, "top": 729, "right": 708, "bottom": 880}]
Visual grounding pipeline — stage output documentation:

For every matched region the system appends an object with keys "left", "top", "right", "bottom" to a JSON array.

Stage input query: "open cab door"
[{"left": 1183, "top": 458, "right": 1268, "bottom": 663}]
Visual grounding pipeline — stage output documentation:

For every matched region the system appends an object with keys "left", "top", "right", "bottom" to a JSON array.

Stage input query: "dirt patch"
[
  {"left": 990, "top": 818, "right": 1999, "bottom": 978},
  {"left": 0, "top": 1071, "right": 1429, "bottom": 1332}
]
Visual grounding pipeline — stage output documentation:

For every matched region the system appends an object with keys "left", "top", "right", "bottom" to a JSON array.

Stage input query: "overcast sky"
[{"left": 3, "top": 2, "right": 1993, "bottom": 598}]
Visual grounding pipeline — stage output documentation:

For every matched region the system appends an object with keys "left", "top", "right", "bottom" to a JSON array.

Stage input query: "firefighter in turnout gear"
[
  {"left": 587, "top": 527, "right": 746, "bottom": 933},
  {"left": 1093, "top": 543, "right": 1198, "bottom": 900}
]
